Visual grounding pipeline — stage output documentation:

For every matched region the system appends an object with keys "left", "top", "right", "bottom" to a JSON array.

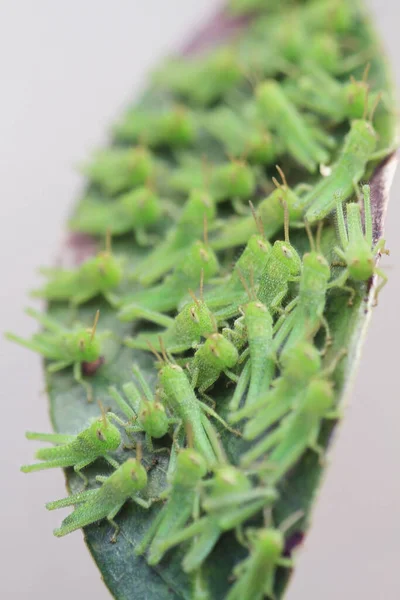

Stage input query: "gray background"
[{"left": 0, "top": 1, "right": 398, "bottom": 598}]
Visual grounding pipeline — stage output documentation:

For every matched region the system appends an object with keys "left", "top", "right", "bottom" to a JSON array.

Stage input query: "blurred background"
[{"left": 0, "top": 1, "right": 398, "bottom": 598}]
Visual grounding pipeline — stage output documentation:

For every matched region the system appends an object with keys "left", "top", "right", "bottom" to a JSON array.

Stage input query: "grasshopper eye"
[
  {"left": 96, "top": 429, "right": 105, "bottom": 441},
  {"left": 190, "top": 307, "right": 199, "bottom": 323},
  {"left": 281, "top": 245, "right": 292, "bottom": 258},
  {"left": 78, "top": 339, "right": 85, "bottom": 351}
]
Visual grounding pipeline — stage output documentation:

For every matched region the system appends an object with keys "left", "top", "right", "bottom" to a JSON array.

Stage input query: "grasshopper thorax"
[
  {"left": 173, "top": 448, "right": 208, "bottom": 486},
  {"left": 87, "top": 417, "right": 121, "bottom": 452},
  {"left": 139, "top": 400, "right": 169, "bottom": 439}
]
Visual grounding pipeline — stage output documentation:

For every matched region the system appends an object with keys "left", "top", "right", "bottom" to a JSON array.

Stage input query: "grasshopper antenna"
[
  {"left": 105, "top": 229, "right": 112, "bottom": 255},
  {"left": 275, "top": 164, "right": 288, "bottom": 189},
  {"left": 280, "top": 198, "right": 290, "bottom": 244},
  {"left": 158, "top": 336, "right": 169, "bottom": 364},
  {"left": 136, "top": 441, "right": 143, "bottom": 464},
  {"left": 90, "top": 310, "right": 100, "bottom": 342},
  {"left": 199, "top": 269, "right": 204, "bottom": 303},
  {"left": 97, "top": 399, "right": 108, "bottom": 428},
  {"left": 188, "top": 289, "right": 200, "bottom": 306},
  {"left": 304, "top": 220, "right": 315, "bottom": 253},
  {"left": 362, "top": 62, "right": 371, "bottom": 83},
  {"left": 146, "top": 340, "right": 163, "bottom": 363},
  {"left": 279, "top": 510, "right": 304, "bottom": 534},
  {"left": 316, "top": 220, "right": 324, "bottom": 253},
  {"left": 236, "top": 266, "right": 255, "bottom": 301},
  {"left": 369, "top": 91, "right": 382, "bottom": 123},
  {"left": 203, "top": 214, "right": 209, "bottom": 247},
  {"left": 186, "top": 423, "right": 194, "bottom": 449},
  {"left": 249, "top": 200, "right": 265, "bottom": 237}
]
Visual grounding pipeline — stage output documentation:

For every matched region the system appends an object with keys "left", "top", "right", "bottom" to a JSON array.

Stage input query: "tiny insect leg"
[
  {"left": 135, "top": 508, "right": 165, "bottom": 556},
  {"left": 73, "top": 361, "right": 93, "bottom": 402},
  {"left": 199, "top": 401, "right": 241, "bottom": 436},
  {"left": 107, "top": 502, "right": 125, "bottom": 543},
  {"left": 372, "top": 267, "right": 388, "bottom": 306},
  {"left": 46, "top": 489, "right": 98, "bottom": 510}
]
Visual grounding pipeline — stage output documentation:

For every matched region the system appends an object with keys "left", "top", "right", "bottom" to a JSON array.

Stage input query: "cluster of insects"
[{"left": 9, "top": 0, "right": 395, "bottom": 598}]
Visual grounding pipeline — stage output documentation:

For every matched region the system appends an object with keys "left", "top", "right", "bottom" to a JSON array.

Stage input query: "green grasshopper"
[
  {"left": 202, "top": 106, "right": 280, "bottom": 166},
  {"left": 304, "top": 112, "right": 387, "bottom": 223},
  {"left": 118, "top": 240, "right": 219, "bottom": 322},
  {"left": 238, "top": 300, "right": 275, "bottom": 410},
  {"left": 21, "top": 412, "right": 121, "bottom": 484},
  {"left": 6, "top": 309, "right": 106, "bottom": 400},
  {"left": 149, "top": 465, "right": 277, "bottom": 572},
  {"left": 31, "top": 234, "right": 123, "bottom": 305},
  {"left": 256, "top": 200, "right": 302, "bottom": 313},
  {"left": 284, "top": 64, "right": 378, "bottom": 124},
  {"left": 153, "top": 47, "right": 242, "bottom": 106},
  {"left": 334, "top": 184, "right": 389, "bottom": 304},
  {"left": 135, "top": 447, "right": 208, "bottom": 564},
  {"left": 157, "top": 351, "right": 237, "bottom": 467},
  {"left": 211, "top": 167, "right": 308, "bottom": 251},
  {"left": 124, "top": 293, "right": 216, "bottom": 355},
  {"left": 168, "top": 154, "right": 257, "bottom": 210},
  {"left": 108, "top": 364, "right": 180, "bottom": 450},
  {"left": 69, "top": 186, "right": 162, "bottom": 244},
  {"left": 113, "top": 105, "right": 196, "bottom": 148},
  {"left": 203, "top": 230, "right": 271, "bottom": 320},
  {"left": 226, "top": 527, "right": 292, "bottom": 600},
  {"left": 230, "top": 341, "right": 322, "bottom": 432},
  {"left": 272, "top": 223, "right": 334, "bottom": 354},
  {"left": 255, "top": 80, "right": 333, "bottom": 172},
  {"left": 132, "top": 189, "right": 216, "bottom": 285},
  {"left": 186, "top": 332, "right": 239, "bottom": 394},
  {"left": 81, "top": 146, "right": 155, "bottom": 196},
  {"left": 46, "top": 450, "right": 152, "bottom": 541},
  {"left": 241, "top": 374, "right": 339, "bottom": 473}
]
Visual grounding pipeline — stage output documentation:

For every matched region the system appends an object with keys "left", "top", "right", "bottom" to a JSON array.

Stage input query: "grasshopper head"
[
  {"left": 302, "top": 251, "right": 330, "bottom": 281},
  {"left": 91, "top": 252, "right": 123, "bottom": 291},
  {"left": 176, "top": 299, "right": 215, "bottom": 340},
  {"left": 209, "top": 466, "right": 251, "bottom": 501},
  {"left": 344, "top": 80, "right": 369, "bottom": 120},
  {"left": 127, "top": 187, "right": 162, "bottom": 226},
  {"left": 173, "top": 448, "right": 208, "bottom": 486},
  {"left": 182, "top": 241, "right": 219, "bottom": 282},
  {"left": 347, "top": 246, "right": 374, "bottom": 281},
  {"left": 71, "top": 328, "right": 101, "bottom": 363},
  {"left": 160, "top": 106, "right": 195, "bottom": 146},
  {"left": 281, "top": 341, "right": 322, "bottom": 383},
  {"left": 256, "top": 528, "right": 285, "bottom": 562},
  {"left": 139, "top": 400, "right": 169, "bottom": 439},
  {"left": 206, "top": 333, "right": 239, "bottom": 370},
  {"left": 119, "top": 458, "right": 148, "bottom": 491},
  {"left": 90, "top": 417, "right": 121, "bottom": 452},
  {"left": 272, "top": 240, "right": 302, "bottom": 276},
  {"left": 301, "top": 378, "right": 334, "bottom": 417}
]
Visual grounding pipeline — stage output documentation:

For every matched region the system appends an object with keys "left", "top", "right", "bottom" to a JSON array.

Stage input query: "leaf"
[{"left": 39, "top": 3, "right": 397, "bottom": 599}]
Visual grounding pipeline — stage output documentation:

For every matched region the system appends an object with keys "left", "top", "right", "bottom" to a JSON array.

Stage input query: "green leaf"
[{"left": 38, "top": 3, "right": 398, "bottom": 599}]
